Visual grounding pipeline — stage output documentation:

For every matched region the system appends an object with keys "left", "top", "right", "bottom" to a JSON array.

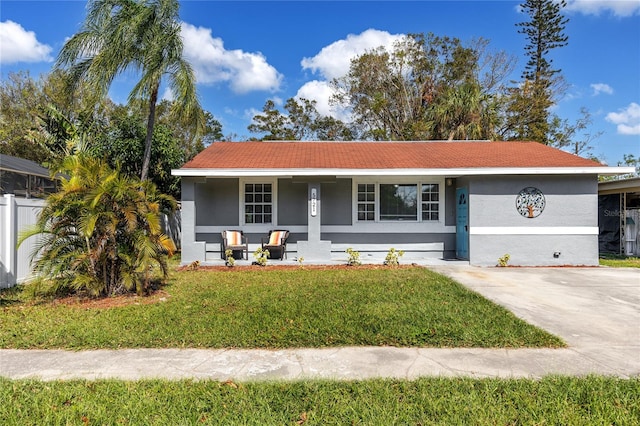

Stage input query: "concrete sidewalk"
[{"left": 1, "top": 266, "right": 638, "bottom": 381}]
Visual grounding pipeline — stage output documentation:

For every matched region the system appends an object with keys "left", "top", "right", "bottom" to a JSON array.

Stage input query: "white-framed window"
[
  {"left": 357, "top": 183, "right": 376, "bottom": 221},
  {"left": 355, "top": 181, "right": 440, "bottom": 222},
  {"left": 380, "top": 184, "right": 418, "bottom": 221},
  {"left": 244, "top": 182, "right": 273, "bottom": 224},
  {"left": 421, "top": 184, "right": 439, "bottom": 221}
]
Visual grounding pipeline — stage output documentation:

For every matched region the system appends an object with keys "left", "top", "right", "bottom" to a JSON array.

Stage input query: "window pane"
[
  {"left": 244, "top": 182, "right": 273, "bottom": 224},
  {"left": 380, "top": 184, "right": 417, "bottom": 221},
  {"left": 357, "top": 182, "right": 376, "bottom": 221}
]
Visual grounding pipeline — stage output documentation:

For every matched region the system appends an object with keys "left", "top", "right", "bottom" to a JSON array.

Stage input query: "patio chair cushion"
[
  {"left": 268, "top": 230, "right": 286, "bottom": 246},
  {"left": 227, "top": 231, "right": 242, "bottom": 246}
]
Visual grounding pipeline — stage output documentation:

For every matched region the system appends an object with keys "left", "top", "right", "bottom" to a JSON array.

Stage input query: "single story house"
[
  {"left": 172, "top": 141, "right": 632, "bottom": 266},
  {"left": 598, "top": 177, "right": 640, "bottom": 256}
]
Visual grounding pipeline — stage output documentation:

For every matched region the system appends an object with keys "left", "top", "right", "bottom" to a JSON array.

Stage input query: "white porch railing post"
[{"left": 3, "top": 194, "right": 17, "bottom": 287}]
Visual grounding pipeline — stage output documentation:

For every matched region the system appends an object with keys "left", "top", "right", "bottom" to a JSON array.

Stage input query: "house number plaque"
[{"left": 311, "top": 188, "right": 317, "bottom": 217}]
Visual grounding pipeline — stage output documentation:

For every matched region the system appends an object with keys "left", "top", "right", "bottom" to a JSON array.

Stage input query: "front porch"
[{"left": 204, "top": 241, "right": 449, "bottom": 264}]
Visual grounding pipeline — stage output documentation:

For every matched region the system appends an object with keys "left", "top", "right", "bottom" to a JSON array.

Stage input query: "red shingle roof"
[{"left": 180, "top": 141, "right": 602, "bottom": 170}]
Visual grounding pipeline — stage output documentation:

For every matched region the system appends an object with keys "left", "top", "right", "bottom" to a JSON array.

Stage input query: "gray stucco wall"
[
  {"left": 195, "top": 178, "right": 239, "bottom": 226},
  {"left": 181, "top": 178, "right": 205, "bottom": 263},
  {"left": 321, "top": 179, "right": 352, "bottom": 225},
  {"left": 444, "top": 178, "right": 456, "bottom": 226},
  {"left": 278, "top": 178, "right": 308, "bottom": 226},
  {"left": 465, "top": 175, "right": 599, "bottom": 266}
]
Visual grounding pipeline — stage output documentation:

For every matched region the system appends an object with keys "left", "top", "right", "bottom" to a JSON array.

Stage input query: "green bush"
[{"left": 19, "top": 155, "right": 176, "bottom": 298}]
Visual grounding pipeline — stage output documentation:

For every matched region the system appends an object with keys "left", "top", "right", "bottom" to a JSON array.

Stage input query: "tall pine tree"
[{"left": 508, "top": 0, "right": 569, "bottom": 144}]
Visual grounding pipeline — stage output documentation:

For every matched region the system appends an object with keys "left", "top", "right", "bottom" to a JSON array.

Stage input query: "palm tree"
[
  {"left": 55, "top": 0, "right": 203, "bottom": 181},
  {"left": 19, "top": 154, "right": 176, "bottom": 297}
]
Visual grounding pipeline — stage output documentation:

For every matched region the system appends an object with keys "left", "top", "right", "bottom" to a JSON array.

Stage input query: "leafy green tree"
[
  {"left": 248, "top": 98, "right": 356, "bottom": 141},
  {"left": 153, "top": 100, "right": 223, "bottom": 159},
  {"left": 507, "top": 0, "right": 569, "bottom": 144},
  {"left": 19, "top": 155, "right": 176, "bottom": 298},
  {"left": 88, "top": 105, "right": 185, "bottom": 197},
  {"left": 618, "top": 154, "right": 640, "bottom": 178},
  {"left": 0, "top": 71, "right": 50, "bottom": 162},
  {"left": 55, "top": 0, "right": 204, "bottom": 181},
  {"left": 0, "top": 70, "right": 112, "bottom": 164},
  {"left": 332, "top": 34, "right": 512, "bottom": 141},
  {"left": 248, "top": 100, "right": 294, "bottom": 140}
]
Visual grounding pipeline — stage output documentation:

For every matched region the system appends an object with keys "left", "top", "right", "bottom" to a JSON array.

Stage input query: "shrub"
[
  {"left": 497, "top": 254, "right": 511, "bottom": 267},
  {"left": 225, "top": 249, "right": 235, "bottom": 267},
  {"left": 253, "top": 247, "right": 269, "bottom": 266},
  {"left": 346, "top": 248, "right": 361, "bottom": 266},
  {"left": 18, "top": 155, "right": 176, "bottom": 298},
  {"left": 384, "top": 248, "right": 405, "bottom": 266}
]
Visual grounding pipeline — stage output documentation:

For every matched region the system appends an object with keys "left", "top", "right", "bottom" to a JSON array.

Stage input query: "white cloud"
[
  {"left": 590, "top": 83, "right": 614, "bottom": 96},
  {"left": 606, "top": 102, "right": 640, "bottom": 135},
  {"left": 297, "top": 29, "right": 405, "bottom": 122},
  {"left": 301, "top": 28, "right": 405, "bottom": 80},
  {"left": 180, "top": 22, "right": 282, "bottom": 94},
  {"left": 565, "top": 0, "right": 640, "bottom": 17},
  {"left": 295, "top": 80, "right": 350, "bottom": 121},
  {"left": 0, "top": 20, "right": 53, "bottom": 64}
]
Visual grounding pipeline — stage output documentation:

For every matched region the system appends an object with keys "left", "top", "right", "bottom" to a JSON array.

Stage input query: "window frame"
[
  {"left": 353, "top": 179, "right": 442, "bottom": 224},
  {"left": 240, "top": 178, "right": 277, "bottom": 226}
]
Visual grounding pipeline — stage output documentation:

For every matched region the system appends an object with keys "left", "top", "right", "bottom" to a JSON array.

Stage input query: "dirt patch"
[
  {"left": 50, "top": 290, "right": 170, "bottom": 309},
  {"left": 176, "top": 264, "right": 421, "bottom": 272}
]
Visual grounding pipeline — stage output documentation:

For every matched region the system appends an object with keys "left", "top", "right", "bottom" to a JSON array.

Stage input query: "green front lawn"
[
  {"left": 0, "top": 266, "right": 563, "bottom": 349},
  {"left": 599, "top": 254, "right": 640, "bottom": 268},
  {"left": 1, "top": 376, "right": 638, "bottom": 424}
]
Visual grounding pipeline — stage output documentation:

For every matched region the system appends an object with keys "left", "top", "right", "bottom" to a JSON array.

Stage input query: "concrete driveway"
[{"left": 431, "top": 265, "right": 640, "bottom": 377}]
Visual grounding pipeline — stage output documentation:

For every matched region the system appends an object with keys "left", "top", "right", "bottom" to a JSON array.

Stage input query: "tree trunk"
[{"left": 140, "top": 84, "right": 159, "bottom": 181}]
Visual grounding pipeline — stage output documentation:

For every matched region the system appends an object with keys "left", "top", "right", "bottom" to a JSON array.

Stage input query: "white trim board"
[
  {"left": 173, "top": 166, "right": 633, "bottom": 177},
  {"left": 470, "top": 226, "right": 598, "bottom": 235}
]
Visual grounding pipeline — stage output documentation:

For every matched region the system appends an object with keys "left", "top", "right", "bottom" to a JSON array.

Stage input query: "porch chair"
[
  {"left": 261, "top": 230, "right": 290, "bottom": 260},
  {"left": 221, "top": 230, "right": 249, "bottom": 260}
]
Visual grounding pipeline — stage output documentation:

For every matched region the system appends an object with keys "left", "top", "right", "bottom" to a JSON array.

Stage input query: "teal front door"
[{"left": 456, "top": 187, "right": 469, "bottom": 260}]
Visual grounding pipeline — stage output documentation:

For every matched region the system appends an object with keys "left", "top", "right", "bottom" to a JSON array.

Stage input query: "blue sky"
[{"left": 1, "top": 0, "right": 639, "bottom": 165}]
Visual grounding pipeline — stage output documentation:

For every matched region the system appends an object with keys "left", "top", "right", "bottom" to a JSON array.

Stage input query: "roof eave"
[{"left": 172, "top": 166, "right": 634, "bottom": 178}]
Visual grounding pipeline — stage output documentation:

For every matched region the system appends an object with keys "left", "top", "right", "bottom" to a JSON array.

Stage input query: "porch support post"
[
  {"left": 180, "top": 178, "right": 205, "bottom": 264},
  {"left": 297, "top": 182, "right": 331, "bottom": 261}
]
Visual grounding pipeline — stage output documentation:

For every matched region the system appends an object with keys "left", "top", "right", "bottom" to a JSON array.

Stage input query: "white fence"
[
  {"left": 1, "top": 194, "right": 182, "bottom": 289},
  {"left": 0, "top": 194, "right": 45, "bottom": 288}
]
